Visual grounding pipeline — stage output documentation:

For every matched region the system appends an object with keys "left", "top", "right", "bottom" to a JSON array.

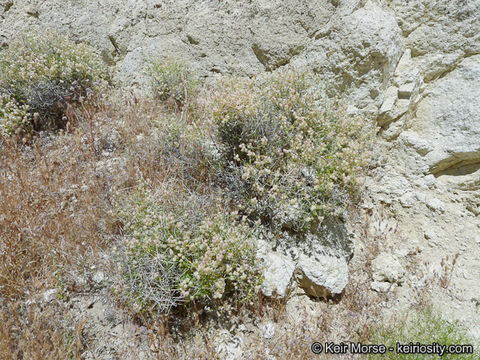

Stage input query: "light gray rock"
[
  {"left": 437, "top": 169, "right": 480, "bottom": 192},
  {"left": 93, "top": 271, "right": 106, "bottom": 284},
  {"left": 262, "top": 322, "right": 275, "bottom": 340},
  {"left": 425, "top": 197, "right": 445, "bottom": 213},
  {"left": 399, "top": 192, "right": 416, "bottom": 208},
  {"left": 0, "top": 0, "right": 336, "bottom": 91},
  {"left": 424, "top": 228, "right": 436, "bottom": 240},
  {"left": 372, "top": 253, "right": 405, "bottom": 284},
  {"left": 295, "top": 253, "right": 349, "bottom": 297},
  {"left": 424, "top": 175, "right": 436, "bottom": 188},
  {"left": 260, "top": 215, "right": 353, "bottom": 299},
  {"left": 260, "top": 251, "right": 295, "bottom": 298},
  {"left": 295, "top": 0, "right": 403, "bottom": 111},
  {"left": 398, "top": 83, "right": 416, "bottom": 100},
  {"left": 378, "top": 86, "right": 400, "bottom": 126},
  {"left": 378, "top": 48, "right": 423, "bottom": 128},
  {"left": 43, "top": 288, "right": 59, "bottom": 302},
  {"left": 386, "top": 0, "right": 480, "bottom": 82},
  {"left": 371, "top": 281, "right": 395, "bottom": 293},
  {"left": 414, "top": 55, "right": 480, "bottom": 176}
]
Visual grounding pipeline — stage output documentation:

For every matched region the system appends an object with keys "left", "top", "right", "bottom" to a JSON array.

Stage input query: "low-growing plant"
[
  {"left": 148, "top": 59, "right": 199, "bottom": 111},
  {"left": 116, "top": 179, "right": 261, "bottom": 314},
  {"left": 0, "top": 32, "right": 109, "bottom": 136},
  {"left": 212, "top": 69, "right": 375, "bottom": 233},
  {"left": 366, "top": 308, "right": 477, "bottom": 359}
]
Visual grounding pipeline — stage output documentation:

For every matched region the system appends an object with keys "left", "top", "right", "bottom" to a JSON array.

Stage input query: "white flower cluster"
[
  {"left": 0, "top": 32, "right": 108, "bottom": 136},
  {"left": 0, "top": 93, "right": 31, "bottom": 135},
  {"left": 212, "top": 68, "right": 375, "bottom": 232},
  {"left": 117, "top": 180, "right": 261, "bottom": 311}
]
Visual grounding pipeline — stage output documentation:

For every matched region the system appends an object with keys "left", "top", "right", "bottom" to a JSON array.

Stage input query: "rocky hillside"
[
  {"left": 3, "top": 0, "right": 478, "bottom": 170},
  {"left": 1, "top": 0, "right": 479, "bottom": 358}
]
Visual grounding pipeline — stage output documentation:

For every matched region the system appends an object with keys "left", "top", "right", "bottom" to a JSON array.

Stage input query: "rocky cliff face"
[{"left": 2, "top": 0, "right": 479, "bottom": 341}]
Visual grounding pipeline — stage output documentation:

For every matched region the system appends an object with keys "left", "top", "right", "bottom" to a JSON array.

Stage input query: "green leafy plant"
[
  {"left": 366, "top": 308, "right": 477, "bottom": 359},
  {"left": 0, "top": 32, "right": 109, "bottom": 136},
  {"left": 148, "top": 59, "right": 199, "bottom": 110}
]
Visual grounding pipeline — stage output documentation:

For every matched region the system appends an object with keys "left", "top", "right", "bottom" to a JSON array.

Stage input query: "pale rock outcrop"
[
  {"left": 0, "top": 0, "right": 337, "bottom": 89},
  {"left": 415, "top": 55, "right": 480, "bottom": 176},
  {"left": 260, "top": 216, "right": 353, "bottom": 298},
  {"left": 386, "top": 0, "right": 480, "bottom": 82},
  {"left": 295, "top": 253, "right": 349, "bottom": 297},
  {"left": 42, "top": 288, "right": 59, "bottom": 303},
  {"left": 294, "top": 0, "right": 403, "bottom": 112},
  {"left": 260, "top": 250, "right": 295, "bottom": 298},
  {"left": 378, "top": 49, "right": 422, "bottom": 131}
]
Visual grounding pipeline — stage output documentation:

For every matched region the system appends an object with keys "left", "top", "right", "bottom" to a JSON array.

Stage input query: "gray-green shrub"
[
  {"left": 212, "top": 69, "right": 375, "bottom": 233},
  {"left": 148, "top": 60, "right": 199, "bottom": 110},
  {"left": 116, "top": 179, "right": 261, "bottom": 313},
  {"left": 0, "top": 33, "right": 109, "bottom": 136}
]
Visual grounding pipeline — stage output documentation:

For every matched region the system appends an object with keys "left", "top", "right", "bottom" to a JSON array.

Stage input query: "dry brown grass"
[
  {"left": 0, "top": 119, "right": 112, "bottom": 297},
  {"left": 0, "top": 301, "right": 84, "bottom": 360},
  {"left": 0, "top": 90, "right": 217, "bottom": 358},
  {"left": 0, "top": 99, "right": 121, "bottom": 358}
]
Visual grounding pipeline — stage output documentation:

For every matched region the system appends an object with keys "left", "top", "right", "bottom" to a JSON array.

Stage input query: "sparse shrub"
[
  {"left": 212, "top": 69, "right": 375, "bottom": 233},
  {"left": 0, "top": 32, "right": 109, "bottom": 136},
  {"left": 121, "top": 244, "right": 182, "bottom": 314},
  {"left": 150, "top": 112, "right": 214, "bottom": 186},
  {"left": 366, "top": 308, "right": 477, "bottom": 359},
  {"left": 116, "top": 179, "right": 261, "bottom": 314},
  {"left": 148, "top": 59, "right": 199, "bottom": 110}
]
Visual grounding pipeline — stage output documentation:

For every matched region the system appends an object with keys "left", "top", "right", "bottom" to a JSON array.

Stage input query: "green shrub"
[
  {"left": 148, "top": 60, "right": 199, "bottom": 109},
  {"left": 116, "top": 179, "right": 261, "bottom": 313},
  {"left": 211, "top": 69, "right": 375, "bottom": 233},
  {"left": 366, "top": 308, "right": 477, "bottom": 359},
  {"left": 0, "top": 33, "right": 109, "bottom": 136}
]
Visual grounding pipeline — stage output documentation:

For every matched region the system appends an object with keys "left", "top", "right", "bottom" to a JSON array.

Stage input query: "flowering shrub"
[
  {"left": 0, "top": 93, "right": 31, "bottom": 135},
  {"left": 116, "top": 180, "right": 261, "bottom": 313},
  {"left": 212, "top": 69, "right": 375, "bottom": 232},
  {"left": 0, "top": 33, "right": 109, "bottom": 135},
  {"left": 114, "top": 67, "right": 374, "bottom": 315},
  {"left": 148, "top": 60, "right": 199, "bottom": 110}
]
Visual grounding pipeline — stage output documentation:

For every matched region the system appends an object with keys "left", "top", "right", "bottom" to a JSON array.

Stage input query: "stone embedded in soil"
[
  {"left": 260, "top": 251, "right": 295, "bottom": 298},
  {"left": 295, "top": 253, "right": 349, "bottom": 298},
  {"left": 372, "top": 253, "right": 405, "bottom": 284}
]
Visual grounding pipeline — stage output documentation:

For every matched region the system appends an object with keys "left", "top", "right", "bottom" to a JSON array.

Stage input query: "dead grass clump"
[
  {"left": 0, "top": 130, "right": 114, "bottom": 298},
  {"left": 0, "top": 99, "right": 122, "bottom": 357},
  {"left": 0, "top": 301, "right": 83, "bottom": 360}
]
